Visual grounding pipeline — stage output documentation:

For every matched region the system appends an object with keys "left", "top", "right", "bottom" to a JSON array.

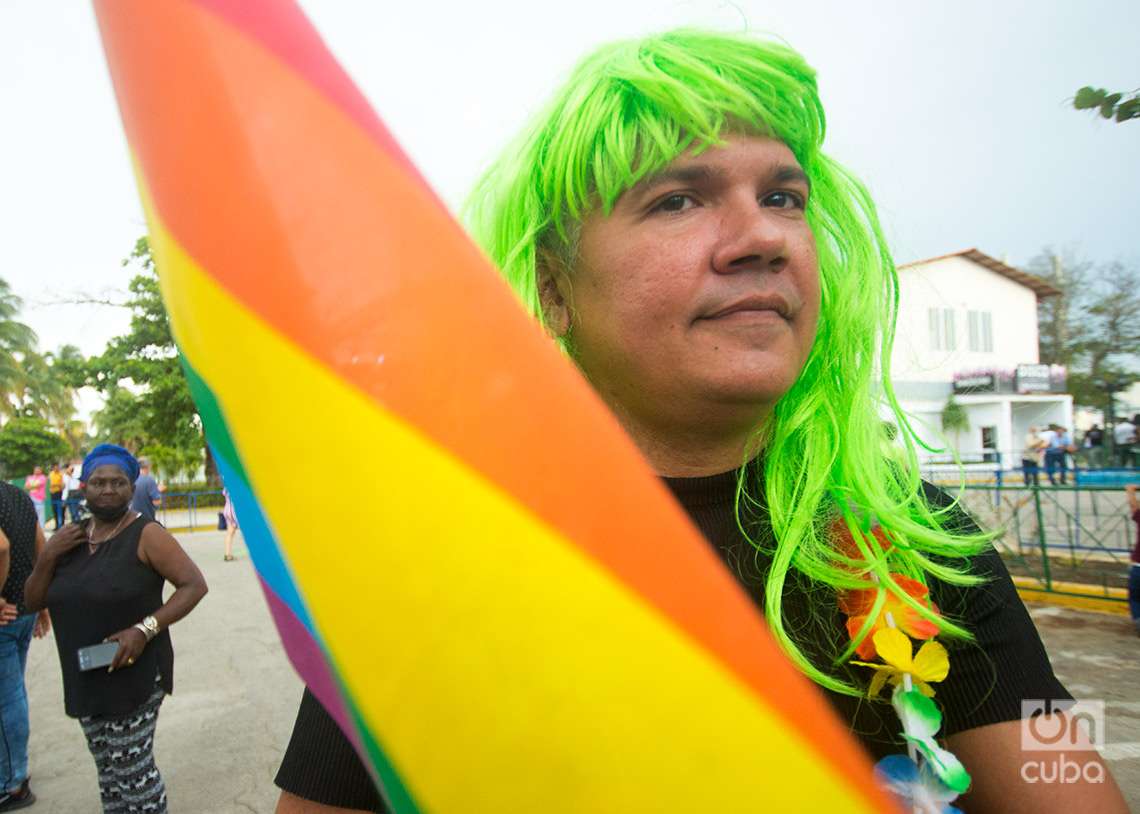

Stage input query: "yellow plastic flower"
[{"left": 851, "top": 628, "right": 949, "bottom": 698}]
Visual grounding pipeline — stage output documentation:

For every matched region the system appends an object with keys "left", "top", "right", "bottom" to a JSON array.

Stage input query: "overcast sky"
[{"left": 1, "top": 0, "right": 1137, "bottom": 365}]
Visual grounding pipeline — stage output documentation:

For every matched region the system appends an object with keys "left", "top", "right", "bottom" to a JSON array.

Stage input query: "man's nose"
[{"left": 711, "top": 199, "right": 788, "bottom": 275}]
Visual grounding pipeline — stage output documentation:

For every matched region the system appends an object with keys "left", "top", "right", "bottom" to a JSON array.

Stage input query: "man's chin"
[{"left": 692, "top": 359, "right": 802, "bottom": 405}]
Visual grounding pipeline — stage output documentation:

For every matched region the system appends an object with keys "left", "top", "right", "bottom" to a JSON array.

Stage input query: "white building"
[{"left": 888, "top": 249, "right": 1072, "bottom": 468}]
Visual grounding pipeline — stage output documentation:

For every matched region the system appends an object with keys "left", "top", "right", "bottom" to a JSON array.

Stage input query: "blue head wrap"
[{"left": 81, "top": 444, "right": 140, "bottom": 484}]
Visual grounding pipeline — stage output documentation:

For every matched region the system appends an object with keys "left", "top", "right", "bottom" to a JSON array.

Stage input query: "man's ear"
[{"left": 536, "top": 249, "right": 572, "bottom": 339}]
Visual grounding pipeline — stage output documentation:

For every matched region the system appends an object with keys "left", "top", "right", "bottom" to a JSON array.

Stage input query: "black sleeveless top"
[{"left": 46, "top": 514, "right": 174, "bottom": 718}]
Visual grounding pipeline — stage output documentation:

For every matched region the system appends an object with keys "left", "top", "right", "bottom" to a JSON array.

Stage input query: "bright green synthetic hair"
[{"left": 465, "top": 29, "right": 990, "bottom": 695}]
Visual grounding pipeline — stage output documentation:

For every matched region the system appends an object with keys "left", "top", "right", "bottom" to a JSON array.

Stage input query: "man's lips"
[{"left": 701, "top": 293, "right": 793, "bottom": 320}]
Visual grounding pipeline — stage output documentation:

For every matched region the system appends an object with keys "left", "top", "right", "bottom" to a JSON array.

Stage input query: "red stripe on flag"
[{"left": 190, "top": 0, "right": 427, "bottom": 188}]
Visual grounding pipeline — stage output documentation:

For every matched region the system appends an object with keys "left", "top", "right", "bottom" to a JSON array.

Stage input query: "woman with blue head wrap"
[
  {"left": 79, "top": 444, "right": 140, "bottom": 522},
  {"left": 25, "top": 443, "right": 208, "bottom": 811}
]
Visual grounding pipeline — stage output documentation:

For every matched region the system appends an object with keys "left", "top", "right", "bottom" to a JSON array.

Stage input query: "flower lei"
[{"left": 833, "top": 521, "right": 972, "bottom": 814}]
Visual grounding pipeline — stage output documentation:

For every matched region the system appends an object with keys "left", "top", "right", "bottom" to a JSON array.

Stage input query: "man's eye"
[
  {"left": 761, "top": 191, "right": 806, "bottom": 210},
  {"left": 654, "top": 194, "right": 696, "bottom": 213}
]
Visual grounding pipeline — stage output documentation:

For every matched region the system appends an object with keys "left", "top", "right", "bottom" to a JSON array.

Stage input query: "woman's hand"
[
  {"left": 44, "top": 523, "right": 87, "bottom": 559},
  {"left": 105, "top": 626, "right": 147, "bottom": 672},
  {"left": 33, "top": 609, "right": 50, "bottom": 638},
  {"left": 0, "top": 600, "right": 16, "bottom": 626}
]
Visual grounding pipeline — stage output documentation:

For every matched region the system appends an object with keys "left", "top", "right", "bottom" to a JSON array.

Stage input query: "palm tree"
[
  {"left": 17, "top": 347, "right": 84, "bottom": 431},
  {"left": 0, "top": 279, "right": 36, "bottom": 416},
  {"left": 92, "top": 386, "right": 150, "bottom": 453},
  {"left": 60, "top": 419, "right": 90, "bottom": 458}
]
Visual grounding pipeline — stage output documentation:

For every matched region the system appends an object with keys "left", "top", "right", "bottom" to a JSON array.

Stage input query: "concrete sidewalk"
[
  {"left": 1024, "top": 602, "right": 1140, "bottom": 805},
  {"left": 19, "top": 530, "right": 1140, "bottom": 812}
]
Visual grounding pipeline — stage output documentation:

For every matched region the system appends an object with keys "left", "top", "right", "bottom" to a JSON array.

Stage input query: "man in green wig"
[{"left": 274, "top": 29, "right": 1126, "bottom": 814}]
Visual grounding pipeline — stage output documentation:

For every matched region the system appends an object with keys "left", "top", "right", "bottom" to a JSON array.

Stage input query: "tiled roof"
[{"left": 897, "top": 248, "right": 1062, "bottom": 298}]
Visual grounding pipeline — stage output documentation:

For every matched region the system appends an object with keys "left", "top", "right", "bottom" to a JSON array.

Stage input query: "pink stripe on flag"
[{"left": 257, "top": 576, "right": 362, "bottom": 752}]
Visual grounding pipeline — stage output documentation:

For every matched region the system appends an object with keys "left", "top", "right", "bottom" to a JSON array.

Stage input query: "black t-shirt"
[
  {"left": 0, "top": 481, "right": 40, "bottom": 615},
  {"left": 275, "top": 469, "right": 1069, "bottom": 811}
]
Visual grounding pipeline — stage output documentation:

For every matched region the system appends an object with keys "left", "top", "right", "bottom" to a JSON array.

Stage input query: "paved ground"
[
  {"left": 18, "top": 531, "right": 1140, "bottom": 812},
  {"left": 1023, "top": 601, "right": 1140, "bottom": 807}
]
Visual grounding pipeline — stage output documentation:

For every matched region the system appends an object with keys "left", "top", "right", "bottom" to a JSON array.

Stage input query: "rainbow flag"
[{"left": 93, "top": 2, "right": 892, "bottom": 811}]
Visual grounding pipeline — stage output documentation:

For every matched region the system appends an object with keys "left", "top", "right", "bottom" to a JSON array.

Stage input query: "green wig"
[{"left": 465, "top": 29, "right": 990, "bottom": 695}]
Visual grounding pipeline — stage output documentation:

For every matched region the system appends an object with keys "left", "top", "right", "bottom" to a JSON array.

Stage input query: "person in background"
[
  {"left": 1059, "top": 426, "right": 1076, "bottom": 478},
  {"left": 63, "top": 463, "right": 84, "bottom": 523},
  {"left": 48, "top": 463, "right": 65, "bottom": 531},
  {"left": 1044, "top": 424, "right": 1071, "bottom": 486},
  {"left": 1021, "top": 426, "right": 1046, "bottom": 487},
  {"left": 221, "top": 487, "right": 241, "bottom": 562},
  {"left": 1125, "top": 484, "right": 1140, "bottom": 636},
  {"left": 21, "top": 469, "right": 45, "bottom": 529},
  {"left": 130, "top": 458, "right": 163, "bottom": 522},
  {"left": 0, "top": 481, "right": 47, "bottom": 811},
  {"left": 1113, "top": 417, "right": 1135, "bottom": 468},
  {"left": 24, "top": 444, "right": 208, "bottom": 813},
  {"left": 1082, "top": 424, "right": 1105, "bottom": 469}
]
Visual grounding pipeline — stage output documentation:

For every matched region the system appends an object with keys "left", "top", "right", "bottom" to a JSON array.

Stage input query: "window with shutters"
[
  {"left": 967, "top": 310, "right": 993, "bottom": 352},
  {"left": 929, "top": 308, "right": 958, "bottom": 351}
]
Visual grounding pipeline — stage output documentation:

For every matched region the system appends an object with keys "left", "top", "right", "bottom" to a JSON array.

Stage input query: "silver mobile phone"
[{"left": 77, "top": 641, "right": 121, "bottom": 671}]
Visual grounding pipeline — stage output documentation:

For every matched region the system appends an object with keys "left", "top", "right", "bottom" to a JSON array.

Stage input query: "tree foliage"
[
  {"left": 11, "top": 348, "right": 81, "bottom": 429},
  {"left": 89, "top": 237, "right": 207, "bottom": 482},
  {"left": 0, "top": 417, "right": 70, "bottom": 478},
  {"left": 940, "top": 397, "right": 969, "bottom": 433},
  {"left": 1073, "top": 86, "right": 1140, "bottom": 123},
  {"left": 0, "top": 239, "right": 206, "bottom": 480},
  {"left": 0, "top": 279, "right": 39, "bottom": 418},
  {"left": 1030, "top": 250, "right": 1140, "bottom": 414},
  {"left": 0, "top": 278, "right": 81, "bottom": 456}
]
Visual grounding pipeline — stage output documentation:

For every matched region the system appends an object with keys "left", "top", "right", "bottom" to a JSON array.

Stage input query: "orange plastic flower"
[
  {"left": 832, "top": 521, "right": 893, "bottom": 564},
  {"left": 839, "top": 574, "right": 941, "bottom": 660}
]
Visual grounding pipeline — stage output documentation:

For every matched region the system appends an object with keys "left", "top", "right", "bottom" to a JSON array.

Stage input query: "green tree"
[
  {"left": 91, "top": 387, "right": 151, "bottom": 453},
  {"left": 13, "top": 349, "right": 79, "bottom": 430},
  {"left": 941, "top": 397, "right": 969, "bottom": 433},
  {"left": 90, "top": 237, "right": 212, "bottom": 481},
  {"left": 0, "top": 279, "right": 38, "bottom": 417},
  {"left": 139, "top": 443, "right": 202, "bottom": 482},
  {"left": 1031, "top": 250, "right": 1140, "bottom": 415},
  {"left": 1073, "top": 86, "right": 1140, "bottom": 123},
  {"left": 1068, "top": 263, "right": 1140, "bottom": 410},
  {"left": 49, "top": 344, "right": 88, "bottom": 390},
  {"left": 59, "top": 419, "right": 89, "bottom": 459},
  {"left": 0, "top": 417, "right": 69, "bottom": 478},
  {"left": 1029, "top": 249, "right": 1092, "bottom": 370}
]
